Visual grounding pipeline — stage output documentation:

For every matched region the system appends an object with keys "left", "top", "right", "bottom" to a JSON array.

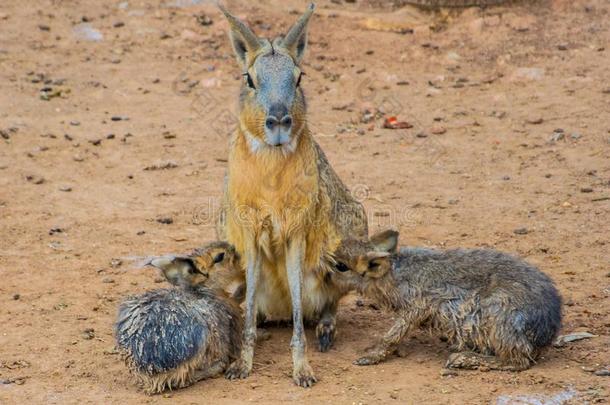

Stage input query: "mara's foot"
[
  {"left": 316, "top": 319, "right": 336, "bottom": 352},
  {"left": 224, "top": 358, "right": 251, "bottom": 380},
  {"left": 293, "top": 363, "right": 317, "bottom": 388},
  {"left": 354, "top": 352, "right": 384, "bottom": 366},
  {"left": 446, "top": 351, "right": 528, "bottom": 371}
]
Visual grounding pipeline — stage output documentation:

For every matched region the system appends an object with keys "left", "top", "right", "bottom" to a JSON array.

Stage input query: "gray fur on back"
[
  {"left": 392, "top": 247, "right": 562, "bottom": 349},
  {"left": 115, "top": 286, "right": 242, "bottom": 375}
]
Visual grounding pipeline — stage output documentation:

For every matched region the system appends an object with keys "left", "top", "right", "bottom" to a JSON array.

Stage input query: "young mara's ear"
[
  {"left": 149, "top": 256, "right": 197, "bottom": 286},
  {"left": 279, "top": 3, "right": 315, "bottom": 64},
  {"left": 370, "top": 229, "right": 399, "bottom": 253},
  {"left": 218, "top": 3, "right": 263, "bottom": 69}
]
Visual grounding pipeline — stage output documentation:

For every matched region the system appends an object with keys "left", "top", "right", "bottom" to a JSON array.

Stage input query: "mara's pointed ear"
[
  {"left": 218, "top": 3, "right": 264, "bottom": 69},
  {"left": 370, "top": 229, "right": 399, "bottom": 253},
  {"left": 279, "top": 3, "right": 315, "bottom": 64},
  {"left": 149, "top": 256, "right": 197, "bottom": 286}
]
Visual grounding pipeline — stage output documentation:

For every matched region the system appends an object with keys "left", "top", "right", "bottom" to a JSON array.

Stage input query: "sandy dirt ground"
[{"left": 1, "top": 0, "right": 609, "bottom": 403}]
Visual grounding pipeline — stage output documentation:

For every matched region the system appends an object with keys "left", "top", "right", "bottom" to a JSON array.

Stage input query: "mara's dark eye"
[
  {"left": 244, "top": 72, "right": 255, "bottom": 89},
  {"left": 296, "top": 72, "right": 303, "bottom": 87},
  {"left": 213, "top": 252, "right": 225, "bottom": 264},
  {"left": 187, "top": 266, "right": 196, "bottom": 275},
  {"left": 368, "top": 261, "right": 380, "bottom": 270},
  {"left": 335, "top": 262, "right": 349, "bottom": 273}
]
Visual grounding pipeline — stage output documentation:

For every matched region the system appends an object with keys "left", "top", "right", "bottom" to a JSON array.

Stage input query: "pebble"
[
  {"left": 360, "top": 110, "right": 375, "bottom": 123},
  {"left": 113, "top": 21, "right": 125, "bottom": 28},
  {"left": 73, "top": 23, "right": 103, "bottom": 42},
  {"left": 102, "top": 277, "right": 115, "bottom": 284},
  {"left": 570, "top": 132, "right": 582, "bottom": 139},
  {"left": 549, "top": 132, "right": 565, "bottom": 142},
  {"left": 557, "top": 44, "right": 568, "bottom": 51},
  {"left": 526, "top": 117, "right": 543, "bottom": 125},
  {"left": 111, "top": 115, "right": 128, "bottom": 121},
  {"left": 157, "top": 217, "right": 174, "bottom": 225},
  {"left": 13, "top": 294, "right": 20, "bottom": 300},
  {"left": 38, "top": 24, "right": 51, "bottom": 31},
  {"left": 70, "top": 120, "right": 80, "bottom": 126},
  {"left": 513, "top": 227, "right": 529, "bottom": 235},
  {"left": 89, "top": 139, "right": 102, "bottom": 146},
  {"left": 580, "top": 187, "right": 593, "bottom": 193},
  {"left": 430, "top": 125, "right": 446, "bottom": 135},
  {"left": 82, "top": 328, "right": 95, "bottom": 340},
  {"left": 196, "top": 14, "right": 213, "bottom": 26},
  {"left": 59, "top": 185, "right": 72, "bottom": 192},
  {"left": 594, "top": 369, "right": 610, "bottom": 377},
  {"left": 110, "top": 258, "right": 123, "bottom": 268},
  {"left": 49, "top": 227, "right": 64, "bottom": 235},
  {"left": 26, "top": 175, "right": 45, "bottom": 184}
]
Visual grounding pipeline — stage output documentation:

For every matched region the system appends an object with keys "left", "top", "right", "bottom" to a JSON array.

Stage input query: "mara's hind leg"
[
  {"left": 316, "top": 301, "right": 338, "bottom": 352},
  {"left": 445, "top": 351, "right": 531, "bottom": 371},
  {"left": 193, "top": 360, "right": 227, "bottom": 382}
]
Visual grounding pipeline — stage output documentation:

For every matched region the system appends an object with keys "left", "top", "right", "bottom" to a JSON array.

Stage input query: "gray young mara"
[
  {"left": 332, "top": 231, "right": 562, "bottom": 371},
  {"left": 115, "top": 242, "right": 243, "bottom": 394}
]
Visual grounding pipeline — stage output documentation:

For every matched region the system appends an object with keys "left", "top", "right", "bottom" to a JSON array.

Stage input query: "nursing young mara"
[{"left": 216, "top": 3, "right": 368, "bottom": 387}]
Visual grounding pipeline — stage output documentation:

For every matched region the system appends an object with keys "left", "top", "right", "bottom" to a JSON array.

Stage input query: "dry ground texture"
[{"left": 1, "top": 0, "right": 609, "bottom": 403}]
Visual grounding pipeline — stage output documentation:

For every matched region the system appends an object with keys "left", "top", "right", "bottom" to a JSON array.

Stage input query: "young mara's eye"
[
  {"left": 244, "top": 72, "right": 255, "bottom": 89},
  {"left": 187, "top": 266, "right": 196, "bottom": 275},
  {"left": 335, "top": 262, "right": 349, "bottom": 273},
  {"left": 213, "top": 252, "right": 225, "bottom": 264}
]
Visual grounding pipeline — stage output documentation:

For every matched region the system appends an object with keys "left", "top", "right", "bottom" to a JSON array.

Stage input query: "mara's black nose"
[{"left": 266, "top": 105, "right": 292, "bottom": 132}]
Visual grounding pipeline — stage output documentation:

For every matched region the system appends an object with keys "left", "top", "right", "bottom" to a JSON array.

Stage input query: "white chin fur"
[{"left": 243, "top": 126, "right": 300, "bottom": 156}]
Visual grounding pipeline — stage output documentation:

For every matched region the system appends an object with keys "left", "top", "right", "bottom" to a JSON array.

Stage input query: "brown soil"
[{"left": 1, "top": 0, "right": 608, "bottom": 403}]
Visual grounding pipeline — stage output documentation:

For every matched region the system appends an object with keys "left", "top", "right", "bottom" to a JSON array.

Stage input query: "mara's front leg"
[
  {"left": 354, "top": 310, "right": 417, "bottom": 366},
  {"left": 316, "top": 301, "right": 338, "bottom": 352},
  {"left": 225, "top": 241, "right": 261, "bottom": 380},
  {"left": 286, "top": 237, "right": 317, "bottom": 387}
]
